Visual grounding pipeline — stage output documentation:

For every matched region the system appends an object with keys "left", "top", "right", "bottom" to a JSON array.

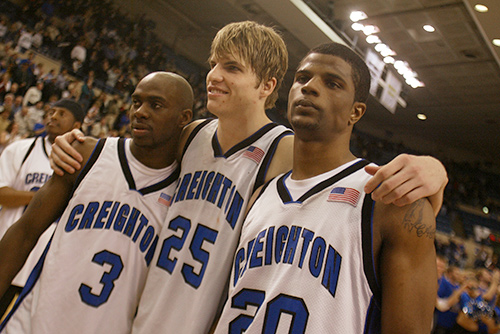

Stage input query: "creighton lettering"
[
  {"left": 25, "top": 172, "right": 51, "bottom": 185},
  {"left": 173, "top": 171, "right": 244, "bottom": 229},
  {"left": 64, "top": 201, "right": 159, "bottom": 265},
  {"left": 233, "top": 225, "right": 342, "bottom": 298}
]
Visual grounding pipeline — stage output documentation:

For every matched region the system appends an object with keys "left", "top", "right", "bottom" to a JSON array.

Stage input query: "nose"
[
  {"left": 301, "top": 77, "right": 319, "bottom": 96},
  {"left": 207, "top": 64, "right": 223, "bottom": 84},
  {"left": 133, "top": 103, "right": 150, "bottom": 119}
]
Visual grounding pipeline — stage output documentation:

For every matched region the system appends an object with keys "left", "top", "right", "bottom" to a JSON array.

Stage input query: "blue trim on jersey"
[
  {"left": 252, "top": 129, "right": 293, "bottom": 193},
  {"left": 181, "top": 119, "right": 213, "bottom": 160},
  {"left": 211, "top": 122, "right": 280, "bottom": 158},
  {"left": 0, "top": 238, "right": 53, "bottom": 331},
  {"left": 115, "top": 138, "right": 179, "bottom": 195},
  {"left": 71, "top": 138, "right": 107, "bottom": 198},
  {"left": 276, "top": 159, "right": 370, "bottom": 204},
  {"left": 363, "top": 296, "right": 382, "bottom": 333},
  {"left": 20, "top": 137, "right": 39, "bottom": 165},
  {"left": 40, "top": 135, "right": 49, "bottom": 159}
]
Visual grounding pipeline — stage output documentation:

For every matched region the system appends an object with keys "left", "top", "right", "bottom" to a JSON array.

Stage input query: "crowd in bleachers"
[
  {"left": 0, "top": 1, "right": 500, "bottom": 331},
  {"left": 0, "top": 0, "right": 211, "bottom": 151}
]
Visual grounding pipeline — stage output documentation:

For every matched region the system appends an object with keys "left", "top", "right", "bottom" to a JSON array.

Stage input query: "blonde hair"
[{"left": 210, "top": 21, "right": 288, "bottom": 109}]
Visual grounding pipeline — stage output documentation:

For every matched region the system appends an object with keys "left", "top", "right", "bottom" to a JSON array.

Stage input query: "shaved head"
[{"left": 140, "top": 72, "right": 194, "bottom": 111}]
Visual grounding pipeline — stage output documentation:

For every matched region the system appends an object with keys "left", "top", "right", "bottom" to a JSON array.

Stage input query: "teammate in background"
[
  {"left": 0, "top": 99, "right": 84, "bottom": 318},
  {"left": 213, "top": 42, "right": 438, "bottom": 333},
  {"left": 0, "top": 72, "right": 192, "bottom": 333},
  {"left": 50, "top": 22, "right": 447, "bottom": 334}
]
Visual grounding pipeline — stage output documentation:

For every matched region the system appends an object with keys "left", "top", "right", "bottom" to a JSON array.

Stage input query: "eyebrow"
[
  {"left": 131, "top": 94, "right": 168, "bottom": 102},
  {"left": 295, "top": 69, "right": 347, "bottom": 83}
]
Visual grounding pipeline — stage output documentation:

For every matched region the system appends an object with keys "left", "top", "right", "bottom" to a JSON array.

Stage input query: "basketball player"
[
  {"left": 212, "top": 42, "right": 437, "bottom": 333},
  {"left": 50, "top": 22, "right": 447, "bottom": 334},
  {"left": 0, "top": 99, "right": 84, "bottom": 318},
  {"left": 0, "top": 72, "right": 192, "bottom": 333}
]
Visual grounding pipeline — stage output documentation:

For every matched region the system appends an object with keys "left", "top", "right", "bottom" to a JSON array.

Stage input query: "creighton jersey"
[
  {"left": 214, "top": 159, "right": 382, "bottom": 334},
  {"left": 0, "top": 136, "right": 56, "bottom": 287},
  {"left": 133, "top": 119, "right": 293, "bottom": 334},
  {"left": 1, "top": 138, "right": 179, "bottom": 334}
]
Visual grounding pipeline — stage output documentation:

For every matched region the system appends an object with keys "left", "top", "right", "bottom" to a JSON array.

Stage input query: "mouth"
[
  {"left": 207, "top": 86, "right": 228, "bottom": 96},
  {"left": 131, "top": 122, "right": 151, "bottom": 133},
  {"left": 293, "top": 99, "right": 319, "bottom": 112}
]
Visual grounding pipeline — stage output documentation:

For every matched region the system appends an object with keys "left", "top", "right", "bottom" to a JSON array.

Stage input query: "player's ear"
[
  {"left": 179, "top": 108, "right": 193, "bottom": 128},
  {"left": 73, "top": 121, "right": 82, "bottom": 130},
  {"left": 348, "top": 102, "right": 366, "bottom": 126},
  {"left": 260, "top": 77, "right": 277, "bottom": 99}
]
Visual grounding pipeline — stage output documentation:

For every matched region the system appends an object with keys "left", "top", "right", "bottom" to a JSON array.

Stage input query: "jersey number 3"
[{"left": 79, "top": 250, "right": 124, "bottom": 307}]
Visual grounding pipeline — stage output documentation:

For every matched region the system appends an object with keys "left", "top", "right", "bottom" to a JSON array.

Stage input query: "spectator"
[{"left": 22, "top": 80, "right": 44, "bottom": 106}]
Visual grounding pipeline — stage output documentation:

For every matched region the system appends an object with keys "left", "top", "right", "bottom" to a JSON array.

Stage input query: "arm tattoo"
[{"left": 401, "top": 199, "right": 435, "bottom": 239}]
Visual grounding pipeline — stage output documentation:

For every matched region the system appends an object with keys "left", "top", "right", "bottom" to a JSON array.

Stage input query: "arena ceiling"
[{"left": 129, "top": 0, "right": 500, "bottom": 167}]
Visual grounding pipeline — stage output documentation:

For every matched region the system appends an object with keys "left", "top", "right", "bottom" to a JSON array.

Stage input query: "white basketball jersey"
[
  {"left": 214, "top": 159, "right": 382, "bottom": 334},
  {"left": 133, "top": 119, "right": 293, "bottom": 334},
  {"left": 0, "top": 136, "right": 56, "bottom": 287},
  {"left": 1, "top": 138, "right": 179, "bottom": 334}
]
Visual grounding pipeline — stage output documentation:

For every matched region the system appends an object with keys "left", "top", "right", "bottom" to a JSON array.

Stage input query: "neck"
[
  {"left": 130, "top": 140, "right": 178, "bottom": 169},
  {"left": 291, "top": 133, "right": 355, "bottom": 180},
  {"left": 215, "top": 110, "right": 271, "bottom": 154}
]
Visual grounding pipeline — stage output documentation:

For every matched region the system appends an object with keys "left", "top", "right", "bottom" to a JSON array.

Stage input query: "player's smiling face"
[
  {"left": 206, "top": 53, "right": 263, "bottom": 117},
  {"left": 287, "top": 52, "right": 365, "bottom": 141}
]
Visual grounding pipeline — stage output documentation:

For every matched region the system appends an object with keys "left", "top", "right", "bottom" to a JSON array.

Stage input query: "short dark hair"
[{"left": 306, "top": 43, "right": 371, "bottom": 103}]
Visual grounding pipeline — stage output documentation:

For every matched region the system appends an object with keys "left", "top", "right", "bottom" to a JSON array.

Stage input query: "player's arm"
[
  {"left": 364, "top": 154, "right": 447, "bottom": 216},
  {"left": 264, "top": 134, "right": 293, "bottom": 183},
  {"left": 375, "top": 198, "right": 437, "bottom": 333},
  {"left": 0, "top": 187, "right": 35, "bottom": 207},
  {"left": 0, "top": 138, "right": 97, "bottom": 298}
]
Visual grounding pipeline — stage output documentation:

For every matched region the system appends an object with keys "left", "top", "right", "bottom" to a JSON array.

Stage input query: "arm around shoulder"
[{"left": 375, "top": 198, "right": 437, "bottom": 333}]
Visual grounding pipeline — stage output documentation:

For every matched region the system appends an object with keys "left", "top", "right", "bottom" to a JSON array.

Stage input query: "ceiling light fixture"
[
  {"left": 474, "top": 4, "right": 489, "bottom": 12},
  {"left": 351, "top": 22, "right": 364, "bottom": 31},
  {"left": 493, "top": 39, "right": 500, "bottom": 47},
  {"left": 417, "top": 114, "right": 427, "bottom": 120},
  {"left": 349, "top": 11, "right": 368, "bottom": 22},
  {"left": 366, "top": 35, "right": 381, "bottom": 44},
  {"left": 423, "top": 25, "right": 435, "bottom": 33},
  {"left": 383, "top": 56, "right": 395, "bottom": 64},
  {"left": 362, "top": 25, "right": 380, "bottom": 36}
]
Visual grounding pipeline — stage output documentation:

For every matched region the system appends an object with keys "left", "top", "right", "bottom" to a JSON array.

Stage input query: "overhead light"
[
  {"left": 362, "top": 25, "right": 380, "bottom": 36},
  {"left": 351, "top": 22, "right": 364, "bottom": 31},
  {"left": 380, "top": 47, "right": 396, "bottom": 57},
  {"left": 374, "top": 43, "right": 395, "bottom": 57},
  {"left": 417, "top": 114, "right": 427, "bottom": 120},
  {"left": 407, "top": 77, "right": 425, "bottom": 88},
  {"left": 474, "top": 4, "right": 489, "bottom": 12},
  {"left": 493, "top": 39, "right": 500, "bottom": 47},
  {"left": 383, "top": 56, "right": 395, "bottom": 64},
  {"left": 366, "top": 35, "right": 381, "bottom": 44},
  {"left": 483, "top": 206, "right": 489, "bottom": 214},
  {"left": 423, "top": 25, "right": 435, "bottom": 33},
  {"left": 350, "top": 11, "right": 368, "bottom": 22}
]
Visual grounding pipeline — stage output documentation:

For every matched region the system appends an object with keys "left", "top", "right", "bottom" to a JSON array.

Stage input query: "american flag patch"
[
  {"left": 158, "top": 192, "right": 172, "bottom": 207},
  {"left": 327, "top": 187, "right": 360, "bottom": 206},
  {"left": 243, "top": 146, "right": 265, "bottom": 164}
]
